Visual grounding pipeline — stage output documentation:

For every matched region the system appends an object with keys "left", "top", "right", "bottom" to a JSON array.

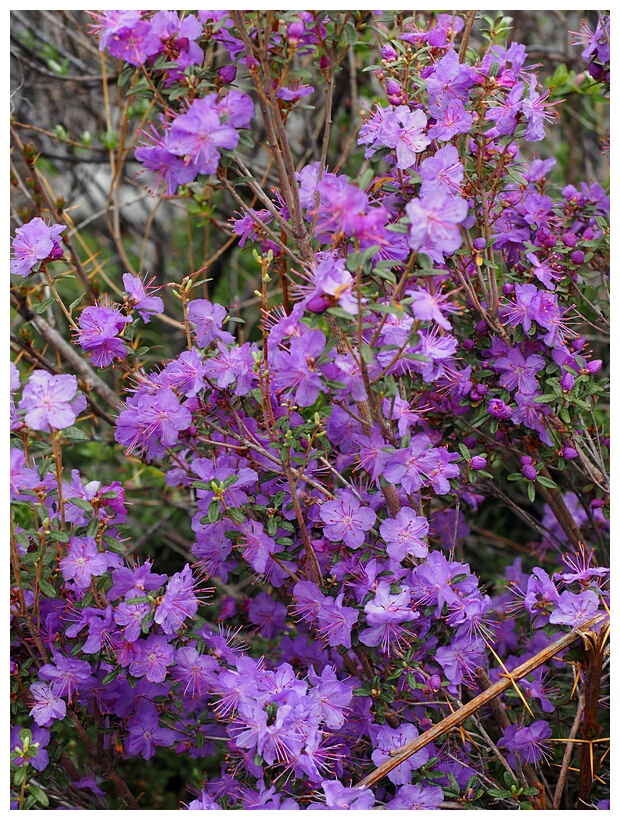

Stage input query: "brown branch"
[
  {"left": 355, "top": 615, "right": 606, "bottom": 789},
  {"left": 553, "top": 691, "right": 586, "bottom": 809},
  {"left": 458, "top": 11, "right": 477, "bottom": 62},
  {"left": 578, "top": 628, "right": 607, "bottom": 807},
  {"left": 67, "top": 709, "right": 140, "bottom": 809}
]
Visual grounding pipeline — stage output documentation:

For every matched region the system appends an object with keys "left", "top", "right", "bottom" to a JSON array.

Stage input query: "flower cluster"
[{"left": 10, "top": 9, "right": 609, "bottom": 813}]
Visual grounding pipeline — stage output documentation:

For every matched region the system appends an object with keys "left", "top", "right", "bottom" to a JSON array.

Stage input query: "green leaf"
[
  {"left": 207, "top": 500, "right": 220, "bottom": 523},
  {"left": 141, "top": 612, "right": 154, "bottom": 634},
  {"left": 46, "top": 530, "right": 69, "bottom": 543},
  {"left": 38, "top": 579, "right": 57, "bottom": 599},
  {"left": 34, "top": 296, "right": 56, "bottom": 314},
  {"left": 67, "top": 497, "right": 92, "bottom": 513},
  {"left": 458, "top": 443, "right": 471, "bottom": 460},
  {"left": 86, "top": 518, "right": 99, "bottom": 537},
  {"left": 102, "top": 668, "right": 122, "bottom": 686},
  {"left": 102, "top": 534, "right": 127, "bottom": 553},
  {"left": 503, "top": 771, "right": 517, "bottom": 789},
  {"left": 60, "top": 425, "right": 90, "bottom": 441},
  {"left": 228, "top": 508, "right": 245, "bottom": 524},
  {"left": 487, "top": 788, "right": 512, "bottom": 799},
  {"left": 536, "top": 475, "right": 557, "bottom": 489},
  {"left": 192, "top": 480, "right": 214, "bottom": 491},
  {"left": 69, "top": 294, "right": 85, "bottom": 312},
  {"left": 527, "top": 482, "right": 536, "bottom": 502}
]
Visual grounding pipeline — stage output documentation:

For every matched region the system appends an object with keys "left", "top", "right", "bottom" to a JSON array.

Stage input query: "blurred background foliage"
[{"left": 10, "top": 11, "right": 609, "bottom": 806}]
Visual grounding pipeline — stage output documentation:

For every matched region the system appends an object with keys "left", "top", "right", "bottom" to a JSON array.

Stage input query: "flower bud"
[
  {"left": 521, "top": 463, "right": 537, "bottom": 481},
  {"left": 218, "top": 65, "right": 237, "bottom": 84},
  {"left": 560, "top": 446, "right": 578, "bottom": 460},
  {"left": 563, "top": 231, "right": 577, "bottom": 247},
  {"left": 470, "top": 456, "right": 487, "bottom": 471},
  {"left": 381, "top": 43, "right": 397, "bottom": 61},
  {"left": 586, "top": 359, "right": 602, "bottom": 374},
  {"left": 502, "top": 283, "right": 515, "bottom": 295},
  {"left": 488, "top": 398, "right": 512, "bottom": 419},
  {"left": 428, "top": 674, "right": 442, "bottom": 693},
  {"left": 287, "top": 21, "right": 305, "bottom": 42},
  {"left": 560, "top": 372, "right": 575, "bottom": 391},
  {"left": 306, "top": 294, "right": 330, "bottom": 314},
  {"left": 571, "top": 249, "right": 585, "bottom": 265}
]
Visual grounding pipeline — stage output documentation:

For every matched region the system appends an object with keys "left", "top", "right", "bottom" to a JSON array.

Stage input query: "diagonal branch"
[{"left": 355, "top": 615, "right": 606, "bottom": 789}]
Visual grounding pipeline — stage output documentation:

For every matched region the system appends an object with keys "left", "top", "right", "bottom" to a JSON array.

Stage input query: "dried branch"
[{"left": 356, "top": 615, "right": 606, "bottom": 789}]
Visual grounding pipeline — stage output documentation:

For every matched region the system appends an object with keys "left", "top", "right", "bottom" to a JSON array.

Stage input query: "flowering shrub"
[{"left": 10, "top": 10, "right": 609, "bottom": 811}]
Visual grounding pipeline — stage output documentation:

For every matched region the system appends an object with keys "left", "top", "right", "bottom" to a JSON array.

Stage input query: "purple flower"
[
  {"left": 407, "top": 286, "right": 459, "bottom": 331},
  {"left": 487, "top": 397, "right": 512, "bottom": 419},
  {"left": 306, "top": 255, "right": 358, "bottom": 315},
  {"left": 129, "top": 634, "right": 175, "bottom": 683},
  {"left": 125, "top": 709, "right": 177, "bottom": 760},
  {"left": 77, "top": 305, "right": 131, "bottom": 368},
  {"left": 549, "top": 589, "right": 601, "bottom": 627},
  {"left": 167, "top": 97, "right": 240, "bottom": 175},
  {"left": 11, "top": 217, "right": 65, "bottom": 277},
  {"left": 172, "top": 647, "right": 219, "bottom": 698},
  {"left": 215, "top": 89, "right": 255, "bottom": 130},
  {"left": 115, "top": 387, "right": 192, "bottom": 456},
  {"left": 316, "top": 592, "right": 359, "bottom": 649},
  {"left": 435, "top": 634, "right": 485, "bottom": 687},
  {"left": 185, "top": 792, "right": 223, "bottom": 810},
  {"left": 307, "top": 665, "right": 353, "bottom": 730},
  {"left": 248, "top": 592, "right": 287, "bottom": 640},
  {"left": 389, "top": 106, "right": 430, "bottom": 169},
  {"left": 18, "top": 371, "right": 82, "bottom": 432},
  {"left": 360, "top": 581, "right": 418, "bottom": 655},
  {"left": 406, "top": 189, "right": 468, "bottom": 257},
  {"left": 522, "top": 567, "right": 560, "bottom": 625},
  {"left": 522, "top": 78, "right": 556, "bottom": 142},
  {"left": 387, "top": 783, "right": 444, "bottom": 810},
  {"left": 39, "top": 652, "right": 94, "bottom": 701},
  {"left": 486, "top": 82, "right": 524, "bottom": 135},
  {"left": 163, "top": 350, "right": 207, "bottom": 398},
  {"left": 188, "top": 300, "right": 234, "bottom": 347},
  {"left": 319, "top": 491, "right": 376, "bottom": 549},
  {"left": 239, "top": 520, "right": 277, "bottom": 575},
  {"left": 498, "top": 720, "right": 552, "bottom": 766},
  {"left": 494, "top": 348, "right": 545, "bottom": 394},
  {"left": 309, "top": 781, "right": 375, "bottom": 810},
  {"left": 59, "top": 536, "right": 109, "bottom": 589},
  {"left": 135, "top": 123, "right": 198, "bottom": 195},
  {"left": 107, "top": 559, "right": 167, "bottom": 601},
  {"left": 380, "top": 508, "right": 429, "bottom": 561},
  {"left": 419, "top": 144, "right": 464, "bottom": 197},
  {"left": 123, "top": 273, "right": 164, "bottom": 323},
  {"left": 371, "top": 723, "right": 429, "bottom": 785},
  {"left": 272, "top": 330, "right": 327, "bottom": 407},
  {"left": 29, "top": 682, "right": 66, "bottom": 727},
  {"left": 154, "top": 564, "right": 199, "bottom": 635}
]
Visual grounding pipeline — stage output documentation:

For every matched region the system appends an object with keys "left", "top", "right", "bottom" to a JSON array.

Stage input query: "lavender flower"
[
  {"left": 123, "top": 273, "right": 164, "bottom": 323},
  {"left": 11, "top": 218, "right": 65, "bottom": 277},
  {"left": 18, "top": 371, "right": 83, "bottom": 432}
]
